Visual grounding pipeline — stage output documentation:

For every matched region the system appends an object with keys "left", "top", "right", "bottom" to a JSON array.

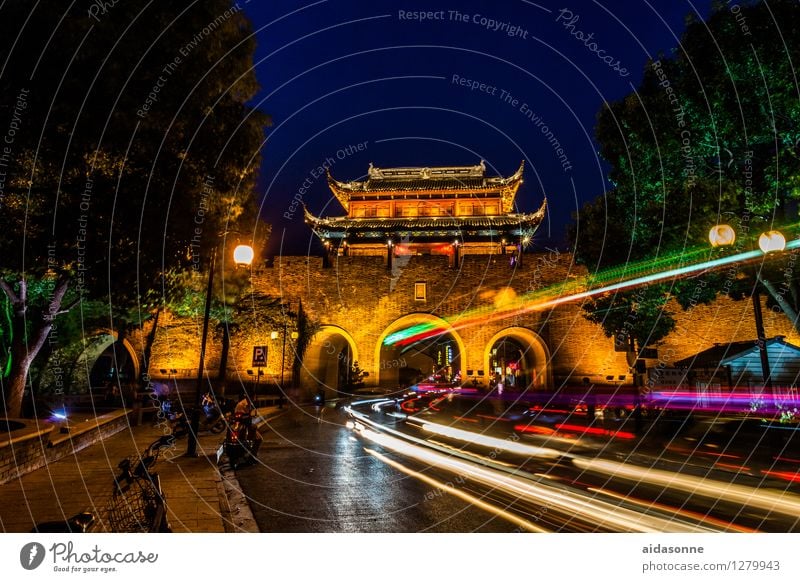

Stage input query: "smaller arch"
[
  {"left": 55, "top": 331, "right": 140, "bottom": 394},
  {"left": 484, "top": 327, "right": 551, "bottom": 391},
  {"left": 299, "top": 325, "right": 359, "bottom": 397}
]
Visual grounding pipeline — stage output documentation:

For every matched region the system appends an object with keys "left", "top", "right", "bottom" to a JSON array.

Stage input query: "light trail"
[
  {"left": 410, "top": 419, "right": 562, "bottom": 459},
  {"left": 587, "top": 487, "right": 754, "bottom": 533},
  {"left": 398, "top": 415, "right": 800, "bottom": 525},
  {"left": 363, "top": 448, "right": 548, "bottom": 532},
  {"left": 572, "top": 456, "right": 800, "bottom": 517},
  {"left": 384, "top": 238, "right": 800, "bottom": 347},
  {"left": 356, "top": 426, "right": 718, "bottom": 532}
]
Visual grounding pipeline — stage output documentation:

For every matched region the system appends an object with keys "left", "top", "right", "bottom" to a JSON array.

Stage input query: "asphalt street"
[{"left": 235, "top": 405, "right": 517, "bottom": 532}]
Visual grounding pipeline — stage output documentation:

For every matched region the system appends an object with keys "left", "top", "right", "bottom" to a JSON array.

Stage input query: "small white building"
[{"left": 673, "top": 336, "right": 800, "bottom": 391}]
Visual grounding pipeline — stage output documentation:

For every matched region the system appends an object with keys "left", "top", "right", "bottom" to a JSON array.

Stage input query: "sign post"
[{"left": 252, "top": 346, "right": 268, "bottom": 396}]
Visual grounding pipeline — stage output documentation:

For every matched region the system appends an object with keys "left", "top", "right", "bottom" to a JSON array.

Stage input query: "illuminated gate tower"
[
  {"left": 304, "top": 160, "right": 547, "bottom": 385},
  {"left": 304, "top": 160, "right": 546, "bottom": 265}
]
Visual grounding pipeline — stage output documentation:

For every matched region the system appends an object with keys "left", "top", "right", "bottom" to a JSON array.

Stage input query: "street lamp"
[
  {"left": 759, "top": 230, "right": 786, "bottom": 254},
  {"left": 187, "top": 242, "right": 254, "bottom": 457},
  {"left": 709, "top": 225, "right": 783, "bottom": 396},
  {"left": 709, "top": 224, "right": 736, "bottom": 247}
]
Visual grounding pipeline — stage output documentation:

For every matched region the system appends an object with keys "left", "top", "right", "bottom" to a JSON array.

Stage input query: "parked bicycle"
[{"left": 32, "top": 435, "right": 175, "bottom": 533}]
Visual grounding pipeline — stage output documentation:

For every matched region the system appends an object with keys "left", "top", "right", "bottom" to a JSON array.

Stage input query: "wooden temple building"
[{"left": 304, "top": 161, "right": 547, "bottom": 266}]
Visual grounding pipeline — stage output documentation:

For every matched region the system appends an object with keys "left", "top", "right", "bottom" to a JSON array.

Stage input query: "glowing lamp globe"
[
  {"left": 708, "top": 224, "right": 736, "bottom": 247},
  {"left": 758, "top": 230, "right": 786, "bottom": 254},
  {"left": 233, "top": 244, "right": 255, "bottom": 266}
]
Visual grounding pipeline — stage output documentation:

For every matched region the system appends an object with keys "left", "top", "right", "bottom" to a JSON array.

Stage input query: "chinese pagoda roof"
[
  {"left": 304, "top": 198, "right": 547, "bottom": 239},
  {"left": 327, "top": 160, "right": 525, "bottom": 212}
]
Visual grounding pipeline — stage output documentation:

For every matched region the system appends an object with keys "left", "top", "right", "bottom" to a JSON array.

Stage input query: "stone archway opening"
[
  {"left": 89, "top": 340, "right": 137, "bottom": 388},
  {"left": 377, "top": 314, "right": 466, "bottom": 388},
  {"left": 64, "top": 332, "right": 140, "bottom": 402},
  {"left": 484, "top": 327, "right": 550, "bottom": 392},
  {"left": 299, "top": 326, "right": 359, "bottom": 398}
]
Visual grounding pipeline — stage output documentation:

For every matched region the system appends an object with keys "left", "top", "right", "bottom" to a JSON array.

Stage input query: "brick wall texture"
[{"left": 144, "top": 252, "right": 800, "bottom": 396}]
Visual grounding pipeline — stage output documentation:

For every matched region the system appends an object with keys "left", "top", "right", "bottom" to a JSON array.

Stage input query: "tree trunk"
[
  {"left": 759, "top": 276, "right": 800, "bottom": 334},
  {"left": 5, "top": 319, "right": 54, "bottom": 418},
  {"left": 0, "top": 276, "right": 69, "bottom": 418},
  {"left": 139, "top": 307, "right": 161, "bottom": 389},
  {"left": 111, "top": 322, "right": 131, "bottom": 406},
  {"left": 28, "top": 339, "right": 55, "bottom": 416}
]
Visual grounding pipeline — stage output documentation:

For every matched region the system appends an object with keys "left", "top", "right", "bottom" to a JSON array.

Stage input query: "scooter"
[
  {"left": 165, "top": 398, "right": 230, "bottom": 437},
  {"left": 219, "top": 412, "right": 261, "bottom": 469}
]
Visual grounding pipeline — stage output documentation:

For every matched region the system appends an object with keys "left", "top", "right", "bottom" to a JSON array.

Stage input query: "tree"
[
  {"left": 0, "top": 1, "right": 268, "bottom": 416},
  {"left": 570, "top": 0, "right": 800, "bottom": 349},
  {"left": 346, "top": 361, "right": 367, "bottom": 393}
]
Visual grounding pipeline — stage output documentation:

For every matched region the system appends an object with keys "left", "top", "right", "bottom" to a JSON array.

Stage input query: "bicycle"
[
  {"left": 32, "top": 435, "right": 175, "bottom": 533},
  {"left": 106, "top": 435, "right": 174, "bottom": 532}
]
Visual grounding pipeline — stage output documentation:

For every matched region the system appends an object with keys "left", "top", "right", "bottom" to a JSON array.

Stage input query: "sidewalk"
[{"left": 0, "top": 406, "right": 283, "bottom": 533}]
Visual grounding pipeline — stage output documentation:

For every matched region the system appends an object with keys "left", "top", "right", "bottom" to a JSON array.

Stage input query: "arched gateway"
[
  {"left": 299, "top": 325, "right": 359, "bottom": 397},
  {"left": 484, "top": 327, "right": 551, "bottom": 391},
  {"left": 376, "top": 314, "right": 466, "bottom": 387}
]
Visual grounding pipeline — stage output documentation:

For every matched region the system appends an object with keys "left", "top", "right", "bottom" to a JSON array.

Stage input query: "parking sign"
[{"left": 252, "top": 345, "right": 268, "bottom": 367}]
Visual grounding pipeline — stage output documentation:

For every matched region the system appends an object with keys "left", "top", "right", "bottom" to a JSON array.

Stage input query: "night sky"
[{"left": 240, "top": 0, "right": 714, "bottom": 256}]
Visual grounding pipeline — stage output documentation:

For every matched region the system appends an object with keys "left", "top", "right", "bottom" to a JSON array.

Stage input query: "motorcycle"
[
  {"left": 219, "top": 410, "right": 261, "bottom": 469},
  {"left": 164, "top": 396, "right": 231, "bottom": 437}
]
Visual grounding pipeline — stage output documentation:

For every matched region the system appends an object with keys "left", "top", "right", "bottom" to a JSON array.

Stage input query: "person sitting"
[
  {"left": 201, "top": 391, "right": 215, "bottom": 417},
  {"left": 233, "top": 394, "right": 262, "bottom": 461}
]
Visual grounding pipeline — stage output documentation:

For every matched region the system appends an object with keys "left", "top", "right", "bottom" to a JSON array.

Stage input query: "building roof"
[
  {"left": 674, "top": 336, "right": 800, "bottom": 368},
  {"left": 304, "top": 199, "right": 546, "bottom": 240},
  {"left": 327, "top": 160, "right": 525, "bottom": 213}
]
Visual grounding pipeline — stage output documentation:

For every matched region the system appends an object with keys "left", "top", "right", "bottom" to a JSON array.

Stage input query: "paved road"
[{"left": 235, "top": 406, "right": 517, "bottom": 532}]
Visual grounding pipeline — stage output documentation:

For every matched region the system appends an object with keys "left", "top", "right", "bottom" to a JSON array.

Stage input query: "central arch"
[
  {"left": 376, "top": 313, "right": 467, "bottom": 388},
  {"left": 484, "top": 327, "right": 551, "bottom": 391}
]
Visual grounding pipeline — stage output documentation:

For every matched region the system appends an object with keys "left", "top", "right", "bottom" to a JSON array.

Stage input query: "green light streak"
[{"left": 383, "top": 236, "right": 800, "bottom": 347}]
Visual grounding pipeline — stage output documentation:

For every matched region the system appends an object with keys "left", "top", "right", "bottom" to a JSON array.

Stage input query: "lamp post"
[
  {"left": 272, "top": 305, "right": 299, "bottom": 408},
  {"left": 187, "top": 243, "right": 253, "bottom": 457},
  {"left": 755, "top": 230, "right": 785, "bottom": 394},
  {"left": 709, "top": 225, "right": 784, "bottom": 396}
]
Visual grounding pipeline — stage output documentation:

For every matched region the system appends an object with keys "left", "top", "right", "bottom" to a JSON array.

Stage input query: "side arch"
[
  {"left": 299, "top": 325, "right": 359, "bottom": 396},
  {"left": 64, "top": 331, "right": 140, "bottom": 392},
  {"left": 483, "top": 327, "right": 552, "bottom": 391}
]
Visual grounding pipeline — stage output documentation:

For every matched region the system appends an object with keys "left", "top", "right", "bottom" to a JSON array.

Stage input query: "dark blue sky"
[{"left": 240, "top": 0, "right": 714, "bottom": 255}]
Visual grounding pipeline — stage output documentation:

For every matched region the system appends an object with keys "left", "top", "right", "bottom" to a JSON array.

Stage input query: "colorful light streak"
[
  {"left": 412, "top": 419, "right": 562, "bottom": 459},
  {"left": 587, "top": 487, "right": 754, "bottom": 533},
  {"left": 572, "top": 457, "right": 800, "bottom": 517},
  {"left": 363, "top": 447, "right": 548, "bottom": 532},
  {"left": 651, "top": 390, "right": 800, "bottom": 414},
  {"left": 384, "top": 238, "right": 800, "bottom": 347},
  {"left": 356, "top": 425, "right": 717, "bottom": 532},
  {"left": 348, "top": 399, "right": 773, "bottom": 530},
  {"left": 554, "top": 422, "right": 636, "bottom": 440}
]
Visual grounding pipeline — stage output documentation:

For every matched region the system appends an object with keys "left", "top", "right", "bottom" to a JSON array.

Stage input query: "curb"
[
  {"left": 216, "top": 463, "right": 259, "bottom": 532},
  {"left": 216, "top": 406, "right": 288, "bottom": 532}
]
